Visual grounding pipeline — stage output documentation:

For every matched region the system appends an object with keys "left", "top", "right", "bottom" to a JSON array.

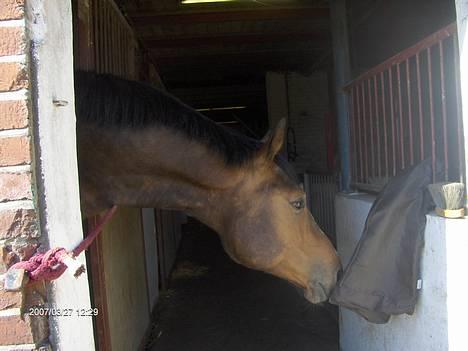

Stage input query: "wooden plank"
[
  {"left": 92, "top": 0, "right": 100, "bottom": 71},
  {"left": 73, "top": 0, "right": 95, "bottom": 69},
  {"left": 105, "top": 2, "right": 111, "bottom": 73},
  {"left": 141, "top": 209, "right": 159, "bottom": 311},
  {"left": 88, "top": 218, "right": 112, "bottom": 351},
  {"left": 103, "top": 1, "right": 108, "bottom": 72},
  {"left": 130, "top": 7, "right": 329, "bottom": 26},
  {"left": 118, "top": 24, "right": 123, "bottom": 75},
  {"left": 110, "top": 9, "right": 115, "bottom": 73},
  {"left": 101, "top": 208, "right": 150, "bottom": 351}
]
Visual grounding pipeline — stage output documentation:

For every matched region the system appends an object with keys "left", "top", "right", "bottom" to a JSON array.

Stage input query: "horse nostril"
[
  {"left": 336, "top": 268, "right": 343, "bottom": 281},
  {"left": 305, "top": 281, "right": 330, "bottom": 303},
  {"left": 317, "top": 282, "right": 327, "bottom": 295}
]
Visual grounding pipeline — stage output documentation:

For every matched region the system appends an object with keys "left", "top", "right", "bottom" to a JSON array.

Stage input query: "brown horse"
[{"left": 74, "top": 72, "right": 340, "bottom": 304}]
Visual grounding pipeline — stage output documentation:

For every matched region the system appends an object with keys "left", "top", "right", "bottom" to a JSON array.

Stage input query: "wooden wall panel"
[
  {"left": 142, "top": 208, "right": 159, "bottom": 311},
  {"left": 100, "top": 207, "right": 150, "bottom": 351}
]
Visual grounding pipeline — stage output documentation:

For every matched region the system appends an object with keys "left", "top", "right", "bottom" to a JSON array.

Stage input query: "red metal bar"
[
  {"left": 368, "top": 79, "right": 375, "bottom": 178},
  {"left": 356, "top": 84, "right": 364, "bottom": 182},
  {"left": 427, "top": 46, "right": 436, "bottom": 181},
  {"left": 374, "top": 75, "right": 382, "bottom": 177},
  {"left": 389, "top": 67, "right": 397, "bottom": 176},
  {"left": 361, "top": 81, "right": 369, "bottom": 182},
  {"left": 353, "top": 87, "right": 360, "bottom": 182},
  {"left": 381, "top": 71, "right": 389, "bottom": 177},
  {"left": 416, "top": 52, "right": 424, "bottom": 160},
  {"left": 349, "top": 87, "right": 357, "bottom": 181},
  {"left": 397, "top": 63, "right": 405, "bottom": 169},
  {"left": 439, "top": 40, "right": 449, "bottom": 180},
  {"left": 406, "top": 59, "right": 414, "bottom": 165}
]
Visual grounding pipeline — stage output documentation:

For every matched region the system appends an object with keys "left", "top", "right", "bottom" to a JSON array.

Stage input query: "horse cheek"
[{"left": 230, "top": 218, "right": 284, "bottom": 271}]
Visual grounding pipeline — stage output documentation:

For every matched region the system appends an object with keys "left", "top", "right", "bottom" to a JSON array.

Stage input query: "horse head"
[
  {"left": 75, "top": 72, "right": 340, "bottom": 304},
  {"left": 217, "top": 120, "right": 341, "bottom": 303}
]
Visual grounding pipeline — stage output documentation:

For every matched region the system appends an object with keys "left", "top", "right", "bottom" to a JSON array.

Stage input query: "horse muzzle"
[
  {"left": 304, "top": 266, "right": 342, "bottom": 304},
  {"left": 304, "top": 281, "right": 332, "bottom": 304}
]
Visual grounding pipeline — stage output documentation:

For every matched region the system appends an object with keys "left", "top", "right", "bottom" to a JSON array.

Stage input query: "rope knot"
[
  {"left": 3, "top": 205, "right": 117, "bottom": 290},
  {"left": 11, "top": 247, "right": 68, "bottom": 282}
]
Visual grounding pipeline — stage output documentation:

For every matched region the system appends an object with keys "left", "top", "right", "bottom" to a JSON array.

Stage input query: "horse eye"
[{"left": 291, "top": 199, "right": 305, "bottom": 210}]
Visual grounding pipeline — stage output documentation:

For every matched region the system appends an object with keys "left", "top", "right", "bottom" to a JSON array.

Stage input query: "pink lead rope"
[{"left": 6, "top": 205, "right": 118, "bottom": 288}]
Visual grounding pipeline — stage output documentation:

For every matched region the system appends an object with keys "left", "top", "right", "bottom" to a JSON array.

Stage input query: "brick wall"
[{"left": 0, "top": 0, "right": 49, "bottom": 349}]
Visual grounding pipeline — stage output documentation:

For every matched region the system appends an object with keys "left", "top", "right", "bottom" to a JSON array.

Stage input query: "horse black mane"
[{"left": 74, "top": 71, "right": 298, "bottom": 183}]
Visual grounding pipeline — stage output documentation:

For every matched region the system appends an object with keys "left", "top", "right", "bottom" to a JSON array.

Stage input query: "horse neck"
[{"left": 78, "top": 123, "right": 243, "bottom": 231}]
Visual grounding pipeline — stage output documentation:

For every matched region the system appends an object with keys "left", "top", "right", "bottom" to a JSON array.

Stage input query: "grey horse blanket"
[{"left": 329, "top": 159, "right": 435, "bottom": 323}]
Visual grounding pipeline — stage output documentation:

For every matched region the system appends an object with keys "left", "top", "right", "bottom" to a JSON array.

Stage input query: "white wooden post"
[
  {"left": 27, "top": 0, "right": 95, "bottom": 349},
  {"left": 456, "top": 0, "right": 468, "bottom": 207}
]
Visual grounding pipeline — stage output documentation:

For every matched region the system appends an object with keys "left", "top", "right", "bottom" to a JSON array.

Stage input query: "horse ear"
[{"left": 258, "top": 118, "right": 286, "bottom": 162}]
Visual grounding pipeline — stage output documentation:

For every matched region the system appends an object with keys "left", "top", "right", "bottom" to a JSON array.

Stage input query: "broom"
[{"left": 427, "top": 182, "right": 465, "bottom": 218}]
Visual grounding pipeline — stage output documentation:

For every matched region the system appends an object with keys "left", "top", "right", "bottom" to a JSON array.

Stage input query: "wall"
[
  {"left": 265, "top": 72, "right": 289, "bottom": 129},
  {"left": 336, "top": 193, "right": 468, "bottom": 351},
  {"left": 156, "top": 210, "right": 184, "bottom": 289},
  {"left": 142, "top": 208, "right": 159, "bottom": 311},
  {"left": 287, "top": 72, "right": 329, "bottom": 174},
  {"left": 0, "top": 0, "right": 49, "bottom": 348},
  {"left": 100, "top": 207, "right": 150, "bottom": 351},
  {"left": 347, "top": 0, "right": 456, "bottom": 77},
  {"left": 266, "top": 71, "right": 329, "bottom": 173}
]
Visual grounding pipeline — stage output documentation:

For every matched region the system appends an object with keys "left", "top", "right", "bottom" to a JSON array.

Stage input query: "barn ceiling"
[{"left": 118, "top": 0, "right": 331, "bottom": 110}]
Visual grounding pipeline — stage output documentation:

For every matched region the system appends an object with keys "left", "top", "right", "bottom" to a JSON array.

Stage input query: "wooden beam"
[
  {"left": 130, "top": 7, "right": 329, "bottom": 26},
  {"left": 154, "top": 49, "right": 319, "bottom": 65},
  {"left": 158, "top": 53, "right": 332, "bottom": 90},
  {"left": 170, "top": 84, "right": 265, "bottom": 99},
  {"left": 143, "top": 32, "right": 329, "bottom": 48},
  {"left": 151, "top": 42, "right": 327, "bottom": 59}
]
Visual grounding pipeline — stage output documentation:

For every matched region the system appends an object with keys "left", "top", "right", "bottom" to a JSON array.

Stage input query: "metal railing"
[
  {"left": 304, "top": 173, "right": 338, "bottom": 243},
  {"left": 345, "top": 23, "right": 464, "bottom": 191}
]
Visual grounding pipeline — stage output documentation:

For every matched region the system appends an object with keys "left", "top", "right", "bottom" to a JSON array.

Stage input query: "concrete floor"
[{"left": 144, "top": 220, "right": 339, "bottom": 351}]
